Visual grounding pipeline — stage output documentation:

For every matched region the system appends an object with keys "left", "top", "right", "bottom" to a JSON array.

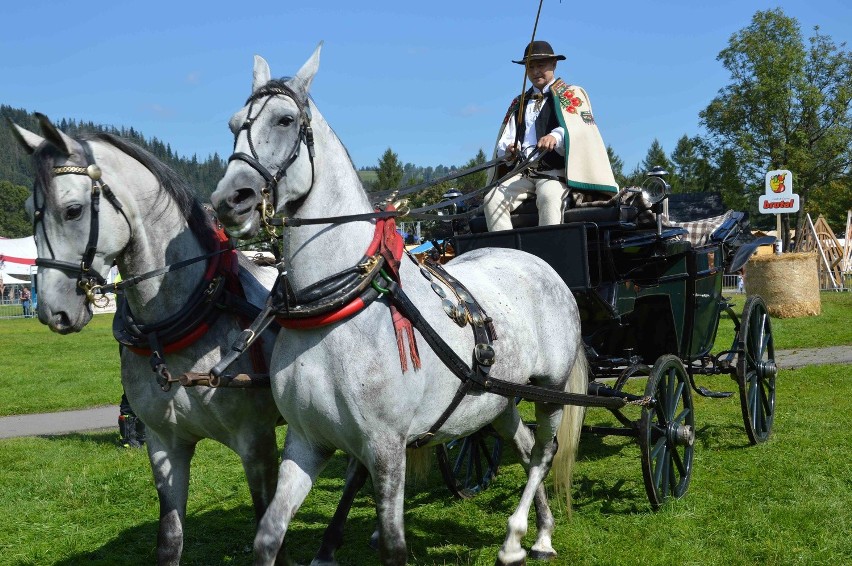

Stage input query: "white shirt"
[{"left": 496, "top": 79, "right": 566, "bottom": 159}]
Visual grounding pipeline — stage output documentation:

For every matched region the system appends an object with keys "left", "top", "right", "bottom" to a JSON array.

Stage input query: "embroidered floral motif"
[
  {"left": 552, "top": 80, "right": 584, "bottom": 115},
  {"left": 581, "top": 110, "right": 595, "bottom": 124}
]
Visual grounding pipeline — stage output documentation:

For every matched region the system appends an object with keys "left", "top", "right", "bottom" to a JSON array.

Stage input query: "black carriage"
[{"left": 436, "top": 173, "right": 778, "bottom": 508}]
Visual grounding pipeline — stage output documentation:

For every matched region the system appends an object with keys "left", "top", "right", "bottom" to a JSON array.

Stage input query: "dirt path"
[{"left": 1, "top": 346, "right": 850, "bottom": 439}]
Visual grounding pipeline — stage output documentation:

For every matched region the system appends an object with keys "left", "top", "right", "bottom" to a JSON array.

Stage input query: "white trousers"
[{"left": 484, "top": 171, "right": 569, "bottom": 232}]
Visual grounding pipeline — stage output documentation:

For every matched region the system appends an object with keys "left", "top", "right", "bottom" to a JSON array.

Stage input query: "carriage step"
[{"left": 695, "top": 385, "right": 734, "bottom": 399}]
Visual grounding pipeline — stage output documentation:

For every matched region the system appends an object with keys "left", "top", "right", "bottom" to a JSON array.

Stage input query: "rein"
[{"left": 261, "top": 149, "right": 543, "bottom": 229}]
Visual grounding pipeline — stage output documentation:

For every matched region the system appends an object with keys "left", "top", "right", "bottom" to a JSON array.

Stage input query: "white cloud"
[
  {"left": 142, "top": 104, "right": 176, "bottom": 118},
  {"left": 458, "top": 104, "right": 486, "bottom": 117},
  {"left": 185, "top": 71, "right": 201, "bottom": 85}
]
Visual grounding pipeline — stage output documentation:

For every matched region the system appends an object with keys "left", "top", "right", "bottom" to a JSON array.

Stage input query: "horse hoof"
[
  {"left": 495, "top": 550, "right": 526, "bottom": 566},
  {"left": 529, "top": 549, "right": 557, "bottom": 561}
]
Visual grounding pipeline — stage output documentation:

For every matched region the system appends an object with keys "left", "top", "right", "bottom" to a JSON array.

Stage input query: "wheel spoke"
[
  {"left": 667, "top": 368, "right": 677, "bottom": 414},
  {"left": 472, "top": 439, "right": 484, "bottom": 485},
  {"left": 669, "top": 381, "right": 684, "bottom": 420},
  {"left": 671, "top": 445, "right": 686, "bottom": 477},
  {"left": 673, "top": 405, "right": 691, "bottom": 426},
  {"left": 749, "top": 382, "right": 762, "bottom": 430},
  {"left": 452, "top": 438, "right": 471, "bottom": 477},
  {"left": 480, "top": 435, "right": 498, "bottom": 471},
  {"left": 651, "top": 434, "right": 667, "bottom": 460},
  {"left": 760, "top": 381, "right": 774, "bottom": 415},
  {"left": 654, "top": 441, "right": 668, "bottom": 489},
  {"left": 659, "top": 449, "right": 671, "bottom": 498}
]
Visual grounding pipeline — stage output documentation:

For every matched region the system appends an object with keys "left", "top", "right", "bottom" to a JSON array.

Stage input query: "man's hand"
[
  {"left": 503, "top": 143, "right": 519, "bottom": 162},
  {"left": 537, "top": 134, "right": 557, "bottom": 152}
]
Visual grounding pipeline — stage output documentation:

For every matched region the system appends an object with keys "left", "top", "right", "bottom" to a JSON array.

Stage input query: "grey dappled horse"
[
  {"left": 211, "top": 46, "right": 588, "bottom": 565},
  {"left": 10, "top": 117, "right": 350, "bottom": 565}
]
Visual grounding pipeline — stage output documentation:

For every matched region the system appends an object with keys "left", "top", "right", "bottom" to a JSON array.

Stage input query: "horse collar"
[{"left": 273, "top": 208, "right": 404, "bottom": 329}]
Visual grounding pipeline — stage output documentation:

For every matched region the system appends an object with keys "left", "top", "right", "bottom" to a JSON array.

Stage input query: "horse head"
[
  {"left": 212, "top": 45, "right": 322, "bottom": 238},
  {"left": 10, "top": 114, "right": 132, "bottom": 333}
]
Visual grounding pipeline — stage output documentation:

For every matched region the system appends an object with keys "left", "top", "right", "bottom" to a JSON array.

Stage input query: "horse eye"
[
  {"left": 277, "top": 116, "right": 295, "bottom": 127},
  {"left": 65, "top": 204, "right": 84, "bottom": 221}
]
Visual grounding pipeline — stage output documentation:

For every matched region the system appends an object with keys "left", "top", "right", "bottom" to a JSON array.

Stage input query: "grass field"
[{"left": 0, "top": 292, "right": 850, "bottom": 565}]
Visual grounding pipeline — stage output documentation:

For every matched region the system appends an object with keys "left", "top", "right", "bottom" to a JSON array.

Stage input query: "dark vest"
[{"left": 519, "top": 91, "right": 563, "bottom": 171}]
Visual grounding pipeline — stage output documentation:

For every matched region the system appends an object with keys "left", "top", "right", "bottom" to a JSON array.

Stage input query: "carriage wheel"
[
  {"left": 436, "top": 425, "right": 503, "bottom": 499},
  {"left": 639, "top": 355, "right": 695, "bottom": 510},
  {"left": 737, "top": 296, "right": 777, "bottom": 444}
]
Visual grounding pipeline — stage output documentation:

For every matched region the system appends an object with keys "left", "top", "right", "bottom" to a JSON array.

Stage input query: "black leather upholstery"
[{"left": 468, "top": 198, "right": 637, "bottom": 233}]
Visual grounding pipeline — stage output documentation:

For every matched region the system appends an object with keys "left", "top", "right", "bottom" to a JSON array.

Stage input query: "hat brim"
[{"left": 513, "top": 54, "right": 566, "bottom": 65}]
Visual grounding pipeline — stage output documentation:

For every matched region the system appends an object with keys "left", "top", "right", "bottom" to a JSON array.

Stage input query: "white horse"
[
  {"left": 10, "top": 116, "right": 353, "bottom": 565},
  {"left": 211, "top": 46, "right": 588, "bottom": 565}
]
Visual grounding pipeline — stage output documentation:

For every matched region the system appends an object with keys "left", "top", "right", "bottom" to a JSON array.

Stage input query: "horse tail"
[
  {"left": 406, "top": 446, "right": 432, "bottom": 487},
  {"left": 551, "top": 345, "right": 588, "bottom": 514}
]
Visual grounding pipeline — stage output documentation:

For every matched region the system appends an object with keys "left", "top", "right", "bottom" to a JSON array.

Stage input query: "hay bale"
[{"left": 745, "top": 252, "right": 821, "bottom": 318}]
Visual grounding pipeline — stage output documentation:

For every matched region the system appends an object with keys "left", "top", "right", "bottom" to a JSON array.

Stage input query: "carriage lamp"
[{"left": 644, "top": 166, "right": 671, "bottom": 236}]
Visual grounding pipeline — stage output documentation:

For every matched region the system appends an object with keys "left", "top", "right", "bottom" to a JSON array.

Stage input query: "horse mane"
[
  {"left": 88, "top": 133, "right": 218, "bottom": 250},
  {"left": 32, "top": 132, "right": 217, "bottom": 250}
]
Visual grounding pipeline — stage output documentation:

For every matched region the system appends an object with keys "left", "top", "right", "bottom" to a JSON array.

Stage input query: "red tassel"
[{"left": 392, "top": 306, "right": 421, "bottom": 372}]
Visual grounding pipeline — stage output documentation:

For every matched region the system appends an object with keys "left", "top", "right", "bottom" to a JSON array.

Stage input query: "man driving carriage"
[{"left": 484, "top": 40, "right": 619, "bottom": 231}]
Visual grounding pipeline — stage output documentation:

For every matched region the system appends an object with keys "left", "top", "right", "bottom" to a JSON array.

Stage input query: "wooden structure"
[{"left": 797, "top": 214, "right": 845, "bottom": 290}]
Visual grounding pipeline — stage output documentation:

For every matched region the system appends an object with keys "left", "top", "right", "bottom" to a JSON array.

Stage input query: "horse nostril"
[{"left": 229, "top": 188, "right": 257, "bottom": 207}]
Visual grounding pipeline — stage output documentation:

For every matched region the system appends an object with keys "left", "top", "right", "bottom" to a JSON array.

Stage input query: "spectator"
[{"left": 21, "top": 286, "right": 32, "bottom": 318}]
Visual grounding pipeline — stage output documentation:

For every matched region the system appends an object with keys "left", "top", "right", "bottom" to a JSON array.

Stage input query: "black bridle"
[
  {"left": 227, "top": 83, "right": 316, "bottom": 237},
  {"left": 33, "top": 141, "right": 132, "bottom": 306}
]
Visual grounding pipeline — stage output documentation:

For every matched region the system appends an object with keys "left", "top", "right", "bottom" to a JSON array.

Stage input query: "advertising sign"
[{"left": 759, "top": 170, "right": 799, "bottom": 214}]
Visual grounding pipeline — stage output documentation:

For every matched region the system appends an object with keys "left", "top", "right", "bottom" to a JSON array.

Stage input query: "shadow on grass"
[
  {"left": 37, "top": 430, "right": 122, "bottom": 448},
  {"left": 44, "top": 486, "right": 512, "bottom": 566}
]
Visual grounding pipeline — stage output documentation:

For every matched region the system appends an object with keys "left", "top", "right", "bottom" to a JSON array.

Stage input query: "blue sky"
[{"left": 2, "top": 1, "right": 850, "bottom": 174}]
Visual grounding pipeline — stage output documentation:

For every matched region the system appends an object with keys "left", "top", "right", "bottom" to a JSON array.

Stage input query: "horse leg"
[
  {"left": 492, "top": 406, "right": 557, "bottom": 562},
  {"left": 311, "top": 456, "right": 370, "bottom": 566},
  {"left": 147, "top": 436, "right": 196, "bottom": 566},
  {"left": 239, "top": 430, "right": 281, "bottom": 522},
  {"left": 369, "top": 443, "right": 408, "bottom": 565},
  {"left": 254, "top": 430, "right": 332, "bottom": 566}
]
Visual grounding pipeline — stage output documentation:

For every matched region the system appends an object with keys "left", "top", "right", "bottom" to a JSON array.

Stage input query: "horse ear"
[
  {"left": 292, "top": 41, "right": 322, "bottom": 96},
  {"left": 35, "top": 113, "right": 76, "bottom": 156},
  {"left": 7, "top": 118, "right": 44, "bottom": 155},
  {"left": 252, "top": 55, "right": 271, "bottom": 93}
]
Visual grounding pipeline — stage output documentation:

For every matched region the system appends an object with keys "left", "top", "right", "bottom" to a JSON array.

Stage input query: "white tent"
[
  {"left": 0, "top": 273, "right": 31, "bottom": 285},
  {"left": 0, "top": 236, "right": 36, "bottom": 280}
]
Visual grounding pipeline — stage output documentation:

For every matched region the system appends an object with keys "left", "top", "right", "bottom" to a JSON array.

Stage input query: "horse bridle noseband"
[
  {"left": 33, "top": 141, "right": 131, "bottom": 307},
  {"left": 227, "top": 83, "right": 316, "bottom": 237}
]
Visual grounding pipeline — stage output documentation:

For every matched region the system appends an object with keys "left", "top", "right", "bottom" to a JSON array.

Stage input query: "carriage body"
[
  {"left": 445, "top": 197, "right": 776, "bottom": 507},
  {"left": 453, "top": 214, "right": 728, "bottom": 370}
]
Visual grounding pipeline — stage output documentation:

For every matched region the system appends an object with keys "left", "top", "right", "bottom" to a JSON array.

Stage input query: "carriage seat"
[{"left": 468, "top": 193, "right": 637, "bottom": 234}]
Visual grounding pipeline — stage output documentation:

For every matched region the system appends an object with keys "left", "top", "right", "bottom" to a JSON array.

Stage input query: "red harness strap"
[
  {"left": 126, "top": 226, "right": 268, "bottom": 374},
  {"left": 278, "top": 206, "right": 421, "bottom": 371}
]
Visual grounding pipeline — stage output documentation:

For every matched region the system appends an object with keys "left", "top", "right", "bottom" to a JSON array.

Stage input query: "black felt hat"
[{"left": 512, "top": 40, "right": 566, "bottom": 65}]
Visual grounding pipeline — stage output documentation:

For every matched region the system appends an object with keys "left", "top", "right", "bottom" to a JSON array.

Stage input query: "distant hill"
[{"left": 0, "top": 105, "right": 226, "bottom": 200}]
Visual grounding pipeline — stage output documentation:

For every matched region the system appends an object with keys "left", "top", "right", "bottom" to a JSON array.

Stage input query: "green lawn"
[
  {"left": 2, "top": 292, "right": 848, "bottom": 417},
  {"left": 0, "top": 314, "right": 122, "bottom": 416},
  {"left": 0, "top": 292, "right": 849, "bottom": 564},
  {"left": 0, "top": 364, "right": 849, "bottom": 565}
]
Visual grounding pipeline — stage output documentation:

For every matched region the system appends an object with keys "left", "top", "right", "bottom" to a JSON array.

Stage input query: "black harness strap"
[{"left": 387, "top": 279, "right": 629, "bottom": 423}]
